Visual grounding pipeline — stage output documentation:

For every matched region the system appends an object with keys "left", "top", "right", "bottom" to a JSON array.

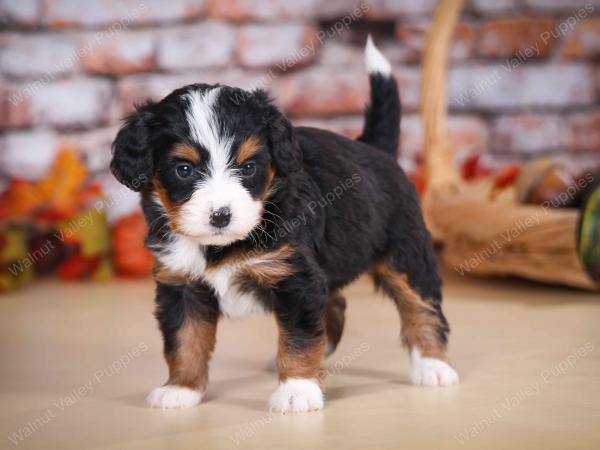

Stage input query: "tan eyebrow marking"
[
  {"left": 261, "top": 163, "right": 275, "bottom": 200},
  {"left": 236, "top": 136, "right": 261, "bottom": 164},
  {"left": 171, "top": 143, "right": 200, "bottom": 163}
]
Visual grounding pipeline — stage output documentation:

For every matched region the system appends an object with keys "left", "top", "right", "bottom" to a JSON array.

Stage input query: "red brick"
[
  {"left": 490, "top": 114, "right": 562, "bottom": 155},
  {"left": 597, "top": 66, "right": 600, "bottom": 104},
  {"left": 400, "top": 115, "right": 489, "bottom": 163},
  {"left": 118, "top": 73, "right": 198, "bottom": 113},
  {"left": 44, "top": 0, "right": 205, "bottom": 28},
  {"left": 560, "top": 18, "right": 600, "bottom": 59},
  {"left": 398, "top": 115, "right": 423, "bottom": 163},
  {"left": 318, "top": 42, "right": 364, "bottom": 66},
  {"left": 0, "top": 0, "right": 41, "bottom": 27},
  {"left": 477, "top": 17, "right": 556, "bottom": 58},
  {"left": 140, "top": 0, "right": 206, "bottom": 23},
  {"left": 117, "top": 71, "right": 266, "bottom": 113},
  {"left": 449, "top": 64, "right": 595, "bottom": 111},
  {"left": 157, "top": 23, "right": 235, "bottom": 71},
  {"left": 319, "top": 40, "right": 416, "bottom": 66},
  {"left": 396, "top": 67, "right": 431, "bottom": 112},
  {"left": 28, "top": 78, "right": 113, "bottom": 129},
  {"left": 273, "top": 69, "right": 367, "bottom": 117},
  {"left": 376, "top": 41, "right": 418, "bottom": 64},
  {"left": 366, "top": 0, "right": 436, "bottom": 19},
  {"left": 237, "top": 24, "right": 320, "bottom": 69},
  {"left": 58, "top": 126, "right": 119, "bottom": 172},
  {"left": 81, "top": 31, "right": 156, "bottom": 75},
  {"left": 0, "top": 81, "right": 32, "bottom": 129},
  {"left": 522, "top": 0, "right": 600, "bottom": 13},
  {"left": 0, "top": 33, "right": 79, "bottom": 78},
  {"left": 564, "top": 110, "right": 600, "bottom": 153},
  {"left": 0, "top": 80, "right": 7, "bottom": 127},
  {"left": 273, "top": 66, "right": 420, "bottom": 118},
  {"left": 561, "top": 155, "right": 600, "bottom": 174},
  {"left": 97, "top": 173, "right": 144, "bottom": 223},
  {"left": 207, "top": 0, "right": 360, "bottom": 21},
  {"left": 471, "top": 0, "right": 519, "bottom": 14},
  {"left": 447, "top": 116, "right": 490, "bottom": 159},
  {"left": 396, "top": 21, "right": 475, "bottom": 62},
  {"left": 0, "top": 130, "right": 58, "bottom": 180}
]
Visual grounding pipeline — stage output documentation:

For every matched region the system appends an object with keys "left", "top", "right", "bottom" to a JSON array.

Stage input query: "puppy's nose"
[{"left": 209, "top": 207, "right": 231, "bottom": 228}]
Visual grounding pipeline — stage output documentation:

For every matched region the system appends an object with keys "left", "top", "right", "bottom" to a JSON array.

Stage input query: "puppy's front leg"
[
  {"left": 269, "top": 270, "right": 327, "bottom": 413},
  {"left": 147, "top": 283, "right": 219, "bottom": 409}
]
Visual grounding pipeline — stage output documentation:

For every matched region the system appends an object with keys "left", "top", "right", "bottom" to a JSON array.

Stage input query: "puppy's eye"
[
  {"left": 176, "top": 163, "right": 193, "bottom": 179},
  {"left": 241, "top": 161, "right": 256, "bottom": 177}
]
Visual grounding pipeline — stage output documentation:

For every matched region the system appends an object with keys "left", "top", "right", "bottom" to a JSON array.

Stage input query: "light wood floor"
[{"left": 1, "top": 272, "right": 599, "bottom": 450}]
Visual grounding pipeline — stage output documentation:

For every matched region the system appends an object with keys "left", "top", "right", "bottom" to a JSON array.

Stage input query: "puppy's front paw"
[
  {"left": 146, "top": 385, "right": 203, "bottom": 409},
  {"left": 269, "top": 378, "right": 323, "bottom": 413},
  {"left": 410, "top": 350, "right": 459, "bottom": 387}
]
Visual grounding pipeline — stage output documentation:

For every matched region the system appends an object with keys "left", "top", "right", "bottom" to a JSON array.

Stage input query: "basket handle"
[{"left": 421, "top": 0, "right": 464, "bottom": 196}]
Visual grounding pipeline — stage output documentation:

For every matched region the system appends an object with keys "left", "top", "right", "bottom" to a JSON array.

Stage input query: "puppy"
[{"left": 110, "top": 37, "right": 458, "bottom": 413}]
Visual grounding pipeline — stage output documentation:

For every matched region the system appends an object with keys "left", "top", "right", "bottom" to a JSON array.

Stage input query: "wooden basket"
[{"left": 419, "top": 0, "right": 598, "bottom": 291}]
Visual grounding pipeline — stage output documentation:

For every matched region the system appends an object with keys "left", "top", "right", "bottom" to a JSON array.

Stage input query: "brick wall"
[{"left": 1, "top": 0, "right": 599, "bottom": 197}]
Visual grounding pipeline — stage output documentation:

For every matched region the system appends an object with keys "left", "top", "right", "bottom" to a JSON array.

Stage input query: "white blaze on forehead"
[{"left": 185, "top": 87, "right": 234, "bottom": 176}]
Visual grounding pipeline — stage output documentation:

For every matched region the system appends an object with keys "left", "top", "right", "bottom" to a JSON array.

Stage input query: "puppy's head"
[{"left": 111, "top": 84, "right": 300, "bottom": 246}]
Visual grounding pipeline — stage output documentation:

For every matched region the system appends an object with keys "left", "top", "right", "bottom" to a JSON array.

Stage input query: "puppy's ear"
[
  {"left": 110, "top": 103, "right": 156, "bottom": 192},
  {"left": 255, "top": 90, "right": 302, "bottom": 175}
]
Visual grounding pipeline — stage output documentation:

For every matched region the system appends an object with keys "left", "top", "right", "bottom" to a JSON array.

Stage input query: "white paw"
[
  {"left": 146, "top": 385, "right": 203, "bottom": 409},
  {"left": 269, "top": 378, "right": 324, "bottom": 413},
  {"left": 410, "top": 349, "right": 459, "bottom": 387}
]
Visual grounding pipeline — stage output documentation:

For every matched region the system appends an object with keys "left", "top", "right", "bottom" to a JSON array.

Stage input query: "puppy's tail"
[{"left": 357, "top": 36, "right": 400, "bottom": 156}]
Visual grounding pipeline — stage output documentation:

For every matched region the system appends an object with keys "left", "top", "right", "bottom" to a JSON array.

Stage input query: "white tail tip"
[{"left": 365, "top": 35, "right": 392, "bottom": 76}]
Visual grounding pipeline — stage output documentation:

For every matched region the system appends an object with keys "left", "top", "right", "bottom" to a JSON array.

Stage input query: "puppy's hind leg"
[
  {"left": 371, "top": 251, "right": 459, "bottom": 387},
  {"left": 325, "top": 291, "right": 347, "bottom": 357}
]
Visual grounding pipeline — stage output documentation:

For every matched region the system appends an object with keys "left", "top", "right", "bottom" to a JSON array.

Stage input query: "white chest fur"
[
  {"left": 202, "top": 264, "right": 267, "bottom": 319},
  {"left": 155, "top": 235, "right": 266, "bottom": 319}
]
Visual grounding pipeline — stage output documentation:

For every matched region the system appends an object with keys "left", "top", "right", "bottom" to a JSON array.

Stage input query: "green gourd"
[{"left": 578, "top": 177, "right": 600, "bottom": 284}]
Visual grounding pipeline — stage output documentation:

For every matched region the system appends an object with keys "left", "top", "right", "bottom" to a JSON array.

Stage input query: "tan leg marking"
[
  {"left": 276, "top": 327, "right": 326, "bottom": 383},
  {"left": 371, "top": 262, "right": 447, "bottom": 361},
  {"left": 165, "top": 317, "right": 217, "bottom": 392}
]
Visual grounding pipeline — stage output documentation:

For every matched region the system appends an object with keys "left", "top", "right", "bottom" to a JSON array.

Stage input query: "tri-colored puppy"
[{"left": 110, "top": 37, "right": 459, "bottom": 413}]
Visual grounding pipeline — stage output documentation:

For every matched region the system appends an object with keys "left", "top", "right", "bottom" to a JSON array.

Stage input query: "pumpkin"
[{"left": 112, "top": 213, "right": 153, "bottom": 277}]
